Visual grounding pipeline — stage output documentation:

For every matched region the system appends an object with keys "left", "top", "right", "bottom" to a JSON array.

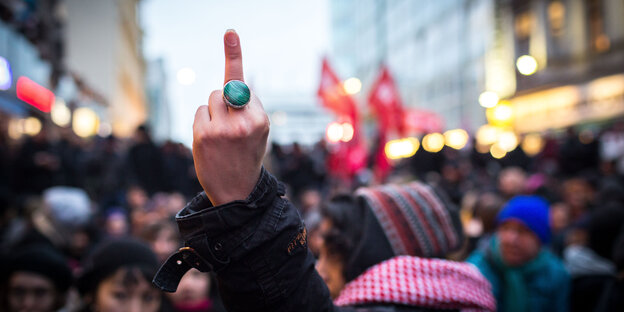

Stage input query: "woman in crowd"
[
  {"left": 1, "top": 244, "right": 73, "bottom": 312},
  {"left": 76, "top": 238, "right": 165, "bottom": 312},
  {"left": 315, "top": 184, "right": 495, "bottom": 310}
]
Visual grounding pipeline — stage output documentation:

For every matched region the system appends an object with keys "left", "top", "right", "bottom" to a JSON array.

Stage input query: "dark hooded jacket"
[{"left": 153, "top": 168, "right": 494, "bottom": 311}]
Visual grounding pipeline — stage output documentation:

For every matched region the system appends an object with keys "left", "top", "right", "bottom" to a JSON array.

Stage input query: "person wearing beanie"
[
  {"left": 153, "top": 31, "right": 494, "bottom": 311},
  {"left": 76, "top": 238, "right": 164, "bottom": 312},
  {"left": 468, "top": 195, "right": 570, "bottom": 312},
  {"left": 1, "top": 244, "right": 73, "bottom": 312},
  {"left": 316, "top": 182, "right": 495, "bottom": 311}
]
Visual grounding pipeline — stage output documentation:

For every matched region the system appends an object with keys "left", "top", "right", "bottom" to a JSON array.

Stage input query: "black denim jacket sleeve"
[{"left": 153, "top": 167, "right": 335, "bottom": 312}]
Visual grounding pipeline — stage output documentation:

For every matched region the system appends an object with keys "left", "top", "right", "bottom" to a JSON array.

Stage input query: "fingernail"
[{"left": 225, "top": 29, "right": 238, "bottom": 47}]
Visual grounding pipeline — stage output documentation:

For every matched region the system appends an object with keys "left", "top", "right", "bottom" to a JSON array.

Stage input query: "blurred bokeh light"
[
  {"left": 51, "top": 99, "right": 71, "bottom": 127},
  {"left": 444, "top": 129, "right": 469, "bottom": 150},
  {"left": 516, "top": 55, "right": 538, "bottom": 76},
  {"left": 343, "top": 77, "right": 362, "bottom": 95},
  {"left": 422, "top": 133, "right": 445, "bottom": 153}
]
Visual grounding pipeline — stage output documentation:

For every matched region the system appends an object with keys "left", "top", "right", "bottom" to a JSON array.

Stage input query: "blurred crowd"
[
  {"left": 1, "top": 113, "right": 624, "bottom": 311},
  {"left": 0, "top": 117, "right": 222, "bottom": 312}
]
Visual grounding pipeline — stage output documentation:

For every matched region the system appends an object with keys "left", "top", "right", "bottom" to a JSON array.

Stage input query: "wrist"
[{"left": 205, "top": 168, "right": 263, "bottom": 206}]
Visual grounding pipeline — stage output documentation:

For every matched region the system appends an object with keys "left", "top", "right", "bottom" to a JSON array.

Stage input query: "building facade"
[
  {"left": 330, "top": 0, "right": 499, "bottom": 133},
  {"left": 330, "top": 0, "right": 624, "bottom": 135},
  {"left": 507, "top": 0, "right": 624, "bottom": 133},
  {"left": 65, "top": 0, "right": 146, "bottom": 137},
  {"left": 145, "top": 58, "right": 170, "bottom": 143},
  {"left": 0, "top": 0, "right": 64, "bottom": 117}
]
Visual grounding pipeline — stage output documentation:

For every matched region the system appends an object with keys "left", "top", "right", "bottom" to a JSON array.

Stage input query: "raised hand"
[{"left": 192, "top": 30, "right": 270, "bottom": 206}]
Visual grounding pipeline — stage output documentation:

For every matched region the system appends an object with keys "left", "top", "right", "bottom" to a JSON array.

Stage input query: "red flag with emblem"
[
  {"left": 368, "top": 66, "right": 405, "bottom": 182},
  {"left": 368, "top": 66, "right": 405, "bottom": 136}
]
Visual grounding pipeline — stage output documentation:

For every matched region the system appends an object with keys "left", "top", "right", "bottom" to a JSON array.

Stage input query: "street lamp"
[
  {"left": 476, "top": 124, "right": 500, "bottom": 146},
  {"left": 343, "top": 77, "right": 362, "bottom": 95},
  {"left": 516, "top": 55, "right": 538, "bottom": 76},
  {"left": 326, "top": 122, "right": 343, "bottom": 143},
  {"left": 490, "top": 143, "right": 507, "bottom": 159},
  {"left": 521, "top": 133, "right": 544, "bottom": 156},
  {"left": 486, "top": 101, "right": 514, "bottom": 127},
  {"left": 478, "top": 91, "right": 499, "bottom": 108},
  {"left": 443, "top": 129, "right": 469, "bottom": 150},
  {"left": 340, "top": 123, "right": 354, "bottom": 142},
  {"left": 51, "top": 98, "right": 71, "bottom": 127},
  {"left": 24, "top": 117, "right": 42, "bottom": 136},
  {"left": 422, "top": 133, "right": 445, "bottom": 153},
  {"left": 385, "top": 137, "right": 419, "bottom": 159},
  {"left": 72, "top": 107, "right": 99, "bottom": 138},
  {"left": 497, "top": 131, "right": 519, "bottom": 152}
]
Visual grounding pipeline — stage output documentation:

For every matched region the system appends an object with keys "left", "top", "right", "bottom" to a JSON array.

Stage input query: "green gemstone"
[{"left": 224, "top": 80, "right": 250, "bottom": 108}]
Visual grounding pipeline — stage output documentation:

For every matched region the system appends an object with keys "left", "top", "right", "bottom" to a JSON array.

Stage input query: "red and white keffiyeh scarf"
[{"left": 334, "top": 256, "right": 496, "bottom": 312}]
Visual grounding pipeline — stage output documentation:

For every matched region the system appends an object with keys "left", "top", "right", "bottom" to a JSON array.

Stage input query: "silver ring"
[{"left": 223, "top": 80, "right": 251, "bottom": 109}]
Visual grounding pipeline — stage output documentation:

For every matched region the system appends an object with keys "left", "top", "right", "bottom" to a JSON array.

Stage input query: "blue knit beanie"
[{"left": 497, "top": 195, "right": 551, "bottom": 244}]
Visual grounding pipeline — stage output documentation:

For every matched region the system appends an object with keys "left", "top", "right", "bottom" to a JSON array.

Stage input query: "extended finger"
[{"left": 224, "top": 29, "right": 244, "bottom": 84}]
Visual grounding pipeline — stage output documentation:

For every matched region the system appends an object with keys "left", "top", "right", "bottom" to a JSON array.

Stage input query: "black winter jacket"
[{"left": 153, "top": 168, "right": 458, "bottom": 312}]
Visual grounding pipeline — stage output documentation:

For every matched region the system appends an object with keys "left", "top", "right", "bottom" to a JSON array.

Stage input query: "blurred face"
[
  {"left": 316, "top": 242, "right": 345, "bottom": 299},
  {"left": 550, "top": 202, "right": 570, "bottom": 233},
  {"left": 8, "top": 271, "right": 59, "bottom": 312},
  {"left": 300, "top": 189, "right": 322, "bottom": 213},
  {"left": 94, "top": 268, "right": 161, "bottom": 312},
  {"left": 151, "top": 226, "right": 179, "bottom": 263},
  {"left": 315, "top": 219, "right": 346, "bottom": 299},
  {"left": 562, "top": 179, "right": 593, "bottom": 219},
  {"left": 106, "top": 213, "right": 128, "bottom": 237},
  {"left": 166, "top": 193, "right": 186, "bottom": 216},
  {"left": 167, "top": 269, "right": 209, "bottom": 306},
  {"left": 497, "top": 220, "right": 541, "bottom": 267},
  {"left": 498, "top": 169, "right": 526, "bottom": 198},
  {"left": 126, "top": 187, "right": 148, "bottom": 210},
  {"left": 70, "top": 230, "right": 91, "bottom": 258}
]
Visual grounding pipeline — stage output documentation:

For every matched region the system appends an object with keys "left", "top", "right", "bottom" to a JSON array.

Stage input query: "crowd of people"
[
  {"left": 287, "top": 121, "right": 624, "bottom": 312},
  {"left": 1, "top": 30, "right": 624, "bottom": 311},
  {"left": 1, "top": 108, "right": 624, "bottom": 311},
  {"left": 0, "top": 118, "right": 226, "bottom": 311}
]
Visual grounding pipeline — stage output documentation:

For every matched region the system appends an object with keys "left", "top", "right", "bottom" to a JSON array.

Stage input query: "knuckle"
[
  {"left": 193, "top": 127, "right": 208, "bottom": 143},
  {"left": 227, "top": 50, "right": 242, "bottom": 60},
  {"left": 194, "top": 105, "right": 208, "bottom": 117},
  {"left": 209, "top": 90, "right": 222, "bottom": 99},
  {"left": 234, "top": 122, "right": 252, "bottom": 138}
]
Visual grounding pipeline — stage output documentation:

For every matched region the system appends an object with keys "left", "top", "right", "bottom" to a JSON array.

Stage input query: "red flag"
[
  {"left": 317, "top": 58, "right": 366, "bottom": 181},
  {"left": 368, "top": 66, "right": 405, "bottom": 182},
  {"left": 404, "top": 109, "right": 444, "bottom": 134},
  {"left": 368, "top": 66, "right": 405, "bottom": 136},
  {"left": 317, "top": 58, "right": 358, "bottom": 125},
  {"left": 327, "top": 139, "right": 368, "bottom": 183},
  {"left": 372, "top": 132, "right": 391, "bottom": 183}
]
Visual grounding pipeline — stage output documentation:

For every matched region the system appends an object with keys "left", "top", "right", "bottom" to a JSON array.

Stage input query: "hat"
[
  {"left": 77, "top": 238, "right": 158, "bottom": 295},
  {"left": 6, "top": 244, "right": 72, "bottom": 292},
  {"left": 497, "top": 195, "right": 551, "bottom": 244},
  {"left": 355, "top": 181, "right": 463, "bottom": 258},
  {"left": 43, "top": 186, "right": 92, "bottom": 228}
]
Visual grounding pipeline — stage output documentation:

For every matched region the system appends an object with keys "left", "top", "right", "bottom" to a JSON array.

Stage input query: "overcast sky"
[{"left": 141, "top": 0, "right": 330, "bottom": 146}]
